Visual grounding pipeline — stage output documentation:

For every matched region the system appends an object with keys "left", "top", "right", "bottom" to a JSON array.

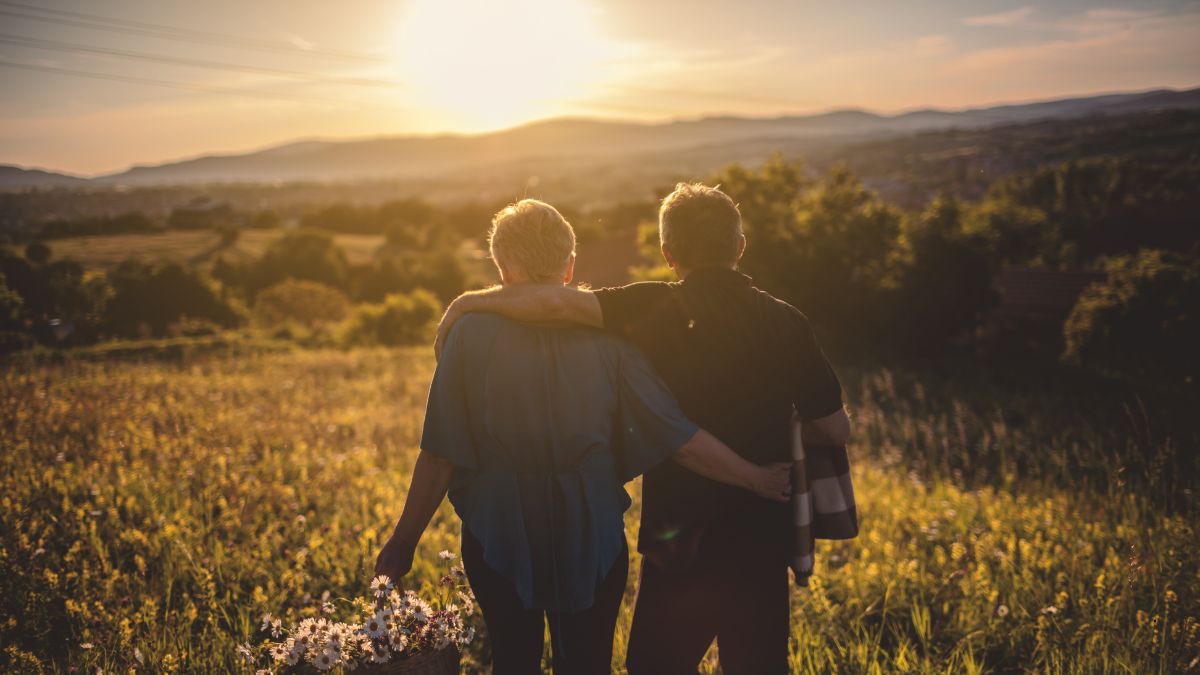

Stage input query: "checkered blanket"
[{"left": 790, "top": 415, "right": 859, "bottom": 586}]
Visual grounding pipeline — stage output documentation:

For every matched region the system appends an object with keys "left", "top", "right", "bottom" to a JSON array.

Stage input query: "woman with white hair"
[{"left": 374, "top": 200, "right": 790, "bottom": 674}]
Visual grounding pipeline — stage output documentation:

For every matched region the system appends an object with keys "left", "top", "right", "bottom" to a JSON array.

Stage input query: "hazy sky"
[{"left": 1, "top": 0, "right": 1198, "bottom": 175}]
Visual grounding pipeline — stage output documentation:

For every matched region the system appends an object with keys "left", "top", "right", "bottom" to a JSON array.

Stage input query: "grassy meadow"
[
  {"left": 4, "top": 230, "right": 388, "bottom": 272},
  {"left": 1, "top": 348, "right": 1197, "bottom": 673}
]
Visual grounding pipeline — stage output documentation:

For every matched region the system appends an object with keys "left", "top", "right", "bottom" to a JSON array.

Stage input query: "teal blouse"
[{"left": 421, "top": 313, "right": 699, "bottom": 612}]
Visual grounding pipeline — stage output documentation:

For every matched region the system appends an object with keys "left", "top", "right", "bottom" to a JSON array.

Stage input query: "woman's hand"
[
  {"left": 746, "top": 462, "right": 794, "bottom": 503},
  {"left": 374, "top": 536, "right": 415, "bottom": 587}
]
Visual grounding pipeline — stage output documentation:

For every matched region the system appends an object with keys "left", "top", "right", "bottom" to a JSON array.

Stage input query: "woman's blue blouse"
[{"left": 421, "top": 312, "right": 698, "bottom": 612}]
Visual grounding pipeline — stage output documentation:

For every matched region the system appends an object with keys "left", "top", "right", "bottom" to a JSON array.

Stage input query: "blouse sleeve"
[
  {"left": 419, "top": 322, "right": 478, "bottom": 470},
  {"left": 613, "top": 343, "right": 699, "bottom": 482}
]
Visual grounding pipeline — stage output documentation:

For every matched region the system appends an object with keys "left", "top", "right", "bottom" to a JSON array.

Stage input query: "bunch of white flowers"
[{"left": 244, "top": 557, "right": 475, "bottom": 673}]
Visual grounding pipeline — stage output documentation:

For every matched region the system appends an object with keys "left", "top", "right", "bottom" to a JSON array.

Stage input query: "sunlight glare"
[{"left": 395, "top": 0, "right": 615, "bottom": 129}]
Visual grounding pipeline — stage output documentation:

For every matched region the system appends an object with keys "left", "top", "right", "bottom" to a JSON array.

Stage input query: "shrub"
[
  {"left": 1063, "top": 250, "right": 1200, "bottom": 385},
  {"left": 248, "top": 229, "right": 349, "bottom": 297},
  {"left": 253, "top": 279, "right": 349, "bottom": 329},
  {"left": 337, "top": 290, "right": 440, "bottom": 347},
  {"left": 102, "top": 260, "right": 244, "bottom": 338},
  {"left": 892, "top": 196, "right": 998, "bottom": 352}
]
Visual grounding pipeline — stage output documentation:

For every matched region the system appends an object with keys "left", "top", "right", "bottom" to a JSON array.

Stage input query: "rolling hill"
[{"left": 6, "top": 86, "right": 1196, "bottom": 189}]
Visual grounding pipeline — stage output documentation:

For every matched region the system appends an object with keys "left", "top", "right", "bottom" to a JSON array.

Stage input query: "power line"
[
  {"left": 0, "top": 33, "right": 401, "bottom": 89},
  {"left": 0, "top": 2, "right": 386, "bottom": 63},
  {"left": 0, "top": 59, "right": 359, "bottom": 105}
]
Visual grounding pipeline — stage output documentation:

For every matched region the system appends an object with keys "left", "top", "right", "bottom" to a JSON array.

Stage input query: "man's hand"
[
  {"left": 745, "top": 462, "right": 794, "bottom": 503},
  {"left": 374, "top": 536, "right": 415, "bottom": 587}
]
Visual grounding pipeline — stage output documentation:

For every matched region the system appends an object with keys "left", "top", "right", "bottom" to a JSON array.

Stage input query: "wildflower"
[
  {"left": 388, "top": 630, "right": 408, "bottom": 653},
  {"left": 368, "top": 644, "right": 390, "bottom": 664},
  {"left": 363, "top": 612, "right": 387, "bottom": 639},
  {"left": 371, "top": 575, "right": 393, "bottom": 598},
  {"left": 80, "top": 643, "right": 94, "bottom": 650},
  {"left": 1041, "top": 606, "right": 1059, "bottom": 615},
  {"left": 438, "top": 550, "right": 456, "bottom": 561},
  {"left": 995, "top": 604, "right": 1009, "bottom": 618},
  {"left": 270, "top": 643, "right": 290, "bottom": 663},
  {"left": 237, "top": 642, "right": 255, "bottom": 663},
  {"left": 312, "top": 648, "right": 337, "bottom": 671},
  {"left": 950, "top": 542, "right": 967, "bottom": 562},
  {"left": 457, "top": 590, "right": 475, "bottom": 616}
]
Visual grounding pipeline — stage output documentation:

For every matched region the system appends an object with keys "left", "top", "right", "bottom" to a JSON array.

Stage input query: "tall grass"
[{"left": 1, "top": 349, "right": 1196, "bottom": 673}]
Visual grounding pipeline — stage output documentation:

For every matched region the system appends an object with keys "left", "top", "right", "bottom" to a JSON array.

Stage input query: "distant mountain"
[
  {"left": 7, "top": 87, "right": 1199, "bottom": 189},
  {"left": 0, "top": 165, "right": 89, "bottom": 188}
]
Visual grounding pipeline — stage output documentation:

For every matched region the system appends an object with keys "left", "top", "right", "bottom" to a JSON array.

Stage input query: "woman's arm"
[
  {"left": 672, "top": 429, "right": 792, "bottom": 502},
  {"left": 374, "top": 450, "right": 456, "bottom": 583}
]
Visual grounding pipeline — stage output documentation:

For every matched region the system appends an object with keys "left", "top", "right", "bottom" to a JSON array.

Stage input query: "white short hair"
[{"left": 488, "top": 199, "right": 576, "bottom": 282}]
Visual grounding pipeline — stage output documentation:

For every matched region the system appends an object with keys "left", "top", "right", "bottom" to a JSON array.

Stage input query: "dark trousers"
[
  {"left": 625, "top": 546, "right": 790, "bottom": 675},
  {"left": 461, "top": 529, "right": 628, "bottom": 675}
]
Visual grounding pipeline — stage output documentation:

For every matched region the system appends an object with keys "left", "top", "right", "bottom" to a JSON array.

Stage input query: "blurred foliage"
[
  {"left": 252, "top": 280, "right": 350, "bottom": 331},
  {"left": 1064, "top": 250, "right": 1200, "bottom": 387},
  {"left": 336, "top": 290, "right": 442, "bottom": 348},
  {"left": 102, "top": 260, "right": 244, "bottom": 339}
]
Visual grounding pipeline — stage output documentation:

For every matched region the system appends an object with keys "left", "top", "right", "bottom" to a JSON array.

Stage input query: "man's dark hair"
[{"left": 658, "top": 183, "right": 743, "bottom": 269}]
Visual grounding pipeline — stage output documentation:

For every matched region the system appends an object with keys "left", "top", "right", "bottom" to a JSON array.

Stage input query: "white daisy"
[
  {"left": 370, "top": 575, "right": 393, "bottom": 598},
  {"left": 312, "top": 648, "right": 336, "bottom": 671},
  {"left": 388, "top": 631, "right": 408, "bottom": 653},
  {"left": 363, "top": 611, "right": 387, "bottom": 638},
  {"left": 368, "top": 644, "right": 390, "bottom": 664}
]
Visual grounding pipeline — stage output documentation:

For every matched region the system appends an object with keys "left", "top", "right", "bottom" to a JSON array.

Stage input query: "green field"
[
  {"left": 5, "top": 230, "right": 388, "bottom": 271},
  {"left": 1, "top": 349, "right": 1197, "bottom": 673}
]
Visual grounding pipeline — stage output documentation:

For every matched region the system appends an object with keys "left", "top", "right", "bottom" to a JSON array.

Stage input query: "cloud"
[
  {"left": 962, "top": 6, "right": 1035, "bottom": 27},
  {"left": 945, "top": 8, "right": 1200, "bottom": 79}
]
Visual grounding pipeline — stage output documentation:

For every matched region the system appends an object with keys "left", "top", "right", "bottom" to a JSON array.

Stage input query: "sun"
[{"left": 394, "top": 0, "right": 615, "bottom": 129}]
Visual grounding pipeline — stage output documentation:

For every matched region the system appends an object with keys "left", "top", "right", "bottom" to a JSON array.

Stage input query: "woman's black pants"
[{"left": 461, "top": 528, "right": 628, "bottom": 675}]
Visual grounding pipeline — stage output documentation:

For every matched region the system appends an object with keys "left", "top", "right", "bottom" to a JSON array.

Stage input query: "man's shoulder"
[
  {"left": 746, "top": 284, "right": 811, "bottom": 324},
  {"left": 595, "top": 279, "right": 679, "bottom": 297}
]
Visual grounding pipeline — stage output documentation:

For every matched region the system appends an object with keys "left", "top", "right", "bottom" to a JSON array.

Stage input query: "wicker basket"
[{"left": 359, "top": 646, "right": 460, "bottom": 675}]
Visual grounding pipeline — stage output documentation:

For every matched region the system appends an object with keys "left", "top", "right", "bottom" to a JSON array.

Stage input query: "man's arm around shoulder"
[{"left": 435, "top": 285, "right": 602, "bottom": 359}]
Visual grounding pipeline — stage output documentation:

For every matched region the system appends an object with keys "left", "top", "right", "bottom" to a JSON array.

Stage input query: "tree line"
[
  {"left": 2, "top": 155, "right": 1197, "bottom": 387},
  {"left": 637, "top": 154, "right": 1199, "bottom": 386}
]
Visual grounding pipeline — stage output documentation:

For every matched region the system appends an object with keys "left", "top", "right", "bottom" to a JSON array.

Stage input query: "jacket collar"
[{"left": 681, "top": 266, "right": 752, "bottom": 286}]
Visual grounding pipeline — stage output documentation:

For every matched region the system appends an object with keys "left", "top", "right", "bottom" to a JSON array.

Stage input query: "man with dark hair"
[{"left": 434, "top": 183, "right": 850, "bottom": 674}]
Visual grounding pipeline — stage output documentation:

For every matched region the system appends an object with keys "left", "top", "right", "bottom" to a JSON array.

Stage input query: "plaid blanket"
[{"left": 790, "top": 415, "right": 859, "bottom": 586}]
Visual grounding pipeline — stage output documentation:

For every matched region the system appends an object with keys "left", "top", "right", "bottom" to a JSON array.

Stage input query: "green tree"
[
  {"left": 103, "top": 261, "right": 243, "bottom": 338},
  {"left": 0, "top": 272, "right": 31, "bottom": 352},
  {"left": 894, "top": 196, "right": 998, "bottom": 352},
  {"left": 23, "top": 241, "right": 51, "bottom": 264},
  {"left": 1063, "top": 250, "right": 1200, "bottom": 385},
  {"left": 718, "top": 158, "right": 903, "bottom": 351},
  {"left": 253, "top": 279, "right": 349, "bottom": 329},
  {"left": 249, "top": 229, "right": 349, "bottom": 297},
  {"left": 337, "top": 290, "right": 441, "bottom": 347}
]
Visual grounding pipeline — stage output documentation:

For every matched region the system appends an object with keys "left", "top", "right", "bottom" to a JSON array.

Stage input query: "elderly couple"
[{"left": 375, "top": 183, "right": 850, "bottom": 674}]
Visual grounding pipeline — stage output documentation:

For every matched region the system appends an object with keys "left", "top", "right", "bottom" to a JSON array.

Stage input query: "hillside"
[
  {"left": 0, "top": 165, "right": 89, "bottom": 189},
  {"left": 3, "top": 87, "right": 1196, "bottom": 190}
]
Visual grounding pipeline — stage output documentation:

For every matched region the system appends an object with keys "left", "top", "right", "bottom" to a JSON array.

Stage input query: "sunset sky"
[{"left": 1, "top": 0, "right": 1197, "bottom": 176}]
